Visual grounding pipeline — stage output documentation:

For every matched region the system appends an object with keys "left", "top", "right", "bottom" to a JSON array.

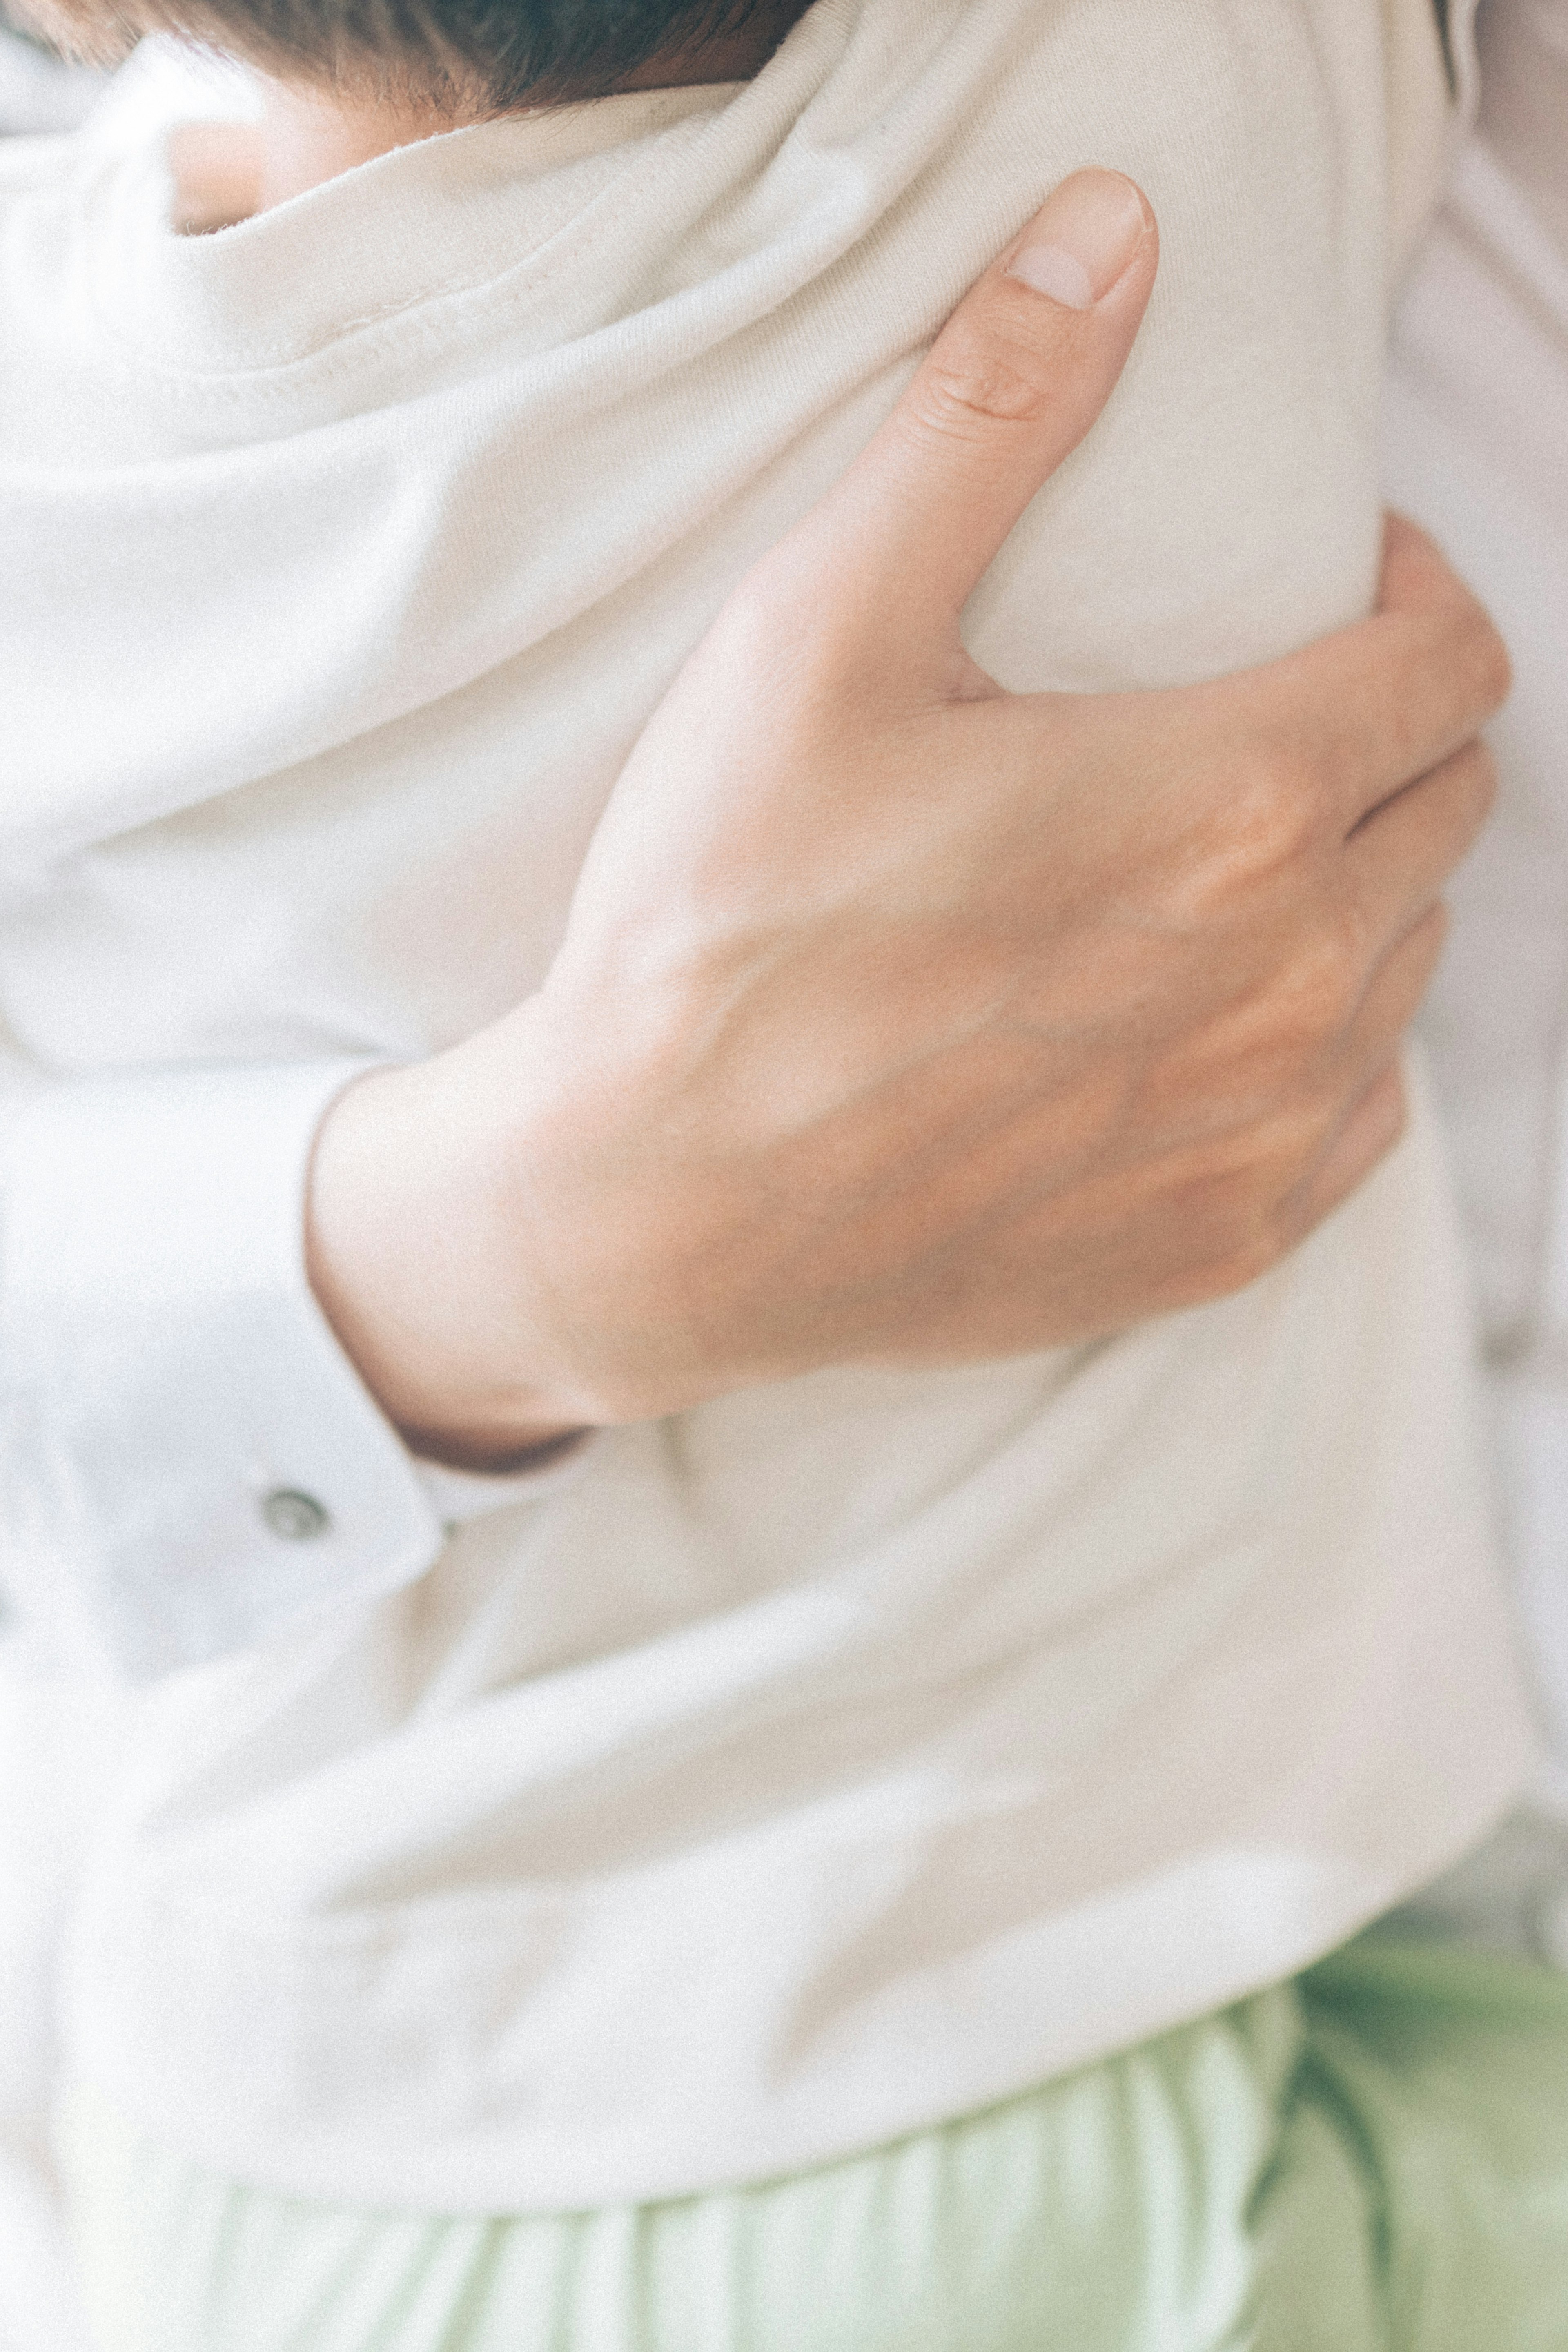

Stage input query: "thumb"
[{"left": 784, "top": 169, "right": 1158, "bottom": 650}]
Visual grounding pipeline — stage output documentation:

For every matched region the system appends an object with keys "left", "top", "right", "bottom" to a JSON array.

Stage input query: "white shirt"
[
  {"left": 0, "top": 0, "right": 1537, "bottom": 2214},
  {"left": 1388, "top": 0, "right": 1568, "bottom": 1775}
]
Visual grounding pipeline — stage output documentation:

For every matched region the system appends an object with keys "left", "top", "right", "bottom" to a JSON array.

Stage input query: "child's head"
[{"left": 26, "top": 0, "right": 799, "bottom": 115}]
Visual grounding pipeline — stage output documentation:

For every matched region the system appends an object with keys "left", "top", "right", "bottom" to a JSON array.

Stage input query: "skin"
[
  {"left": 67, "top": 18, "right": 1506, "bottom": 1468},
  {"left": 298, "top": 173, "right": 1508, "bottom": 1465},
  {"left": 157, "top": 0, "right": 820, "bottom": 219}
]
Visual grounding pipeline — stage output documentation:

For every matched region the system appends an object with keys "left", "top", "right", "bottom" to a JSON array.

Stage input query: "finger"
[
  {"left": 1223, "top": 546, "right": 1510, "bottom": 838},
  {"left": 1257, "top": 898, "right": 1441, "bottom": 1253},
  {"left": 776, "top": 170, "right": 1158, "bottom": 649},
  {"left": 1286, "top": 1062, "right": 1409, "bottom": 1239},
  {"left": 1375, "top": 511, "right": 1489, "bottom": 622},
  {"left": 1345, "top": 738, "right": 1496, "bottom": 948},
  {"left": 1275, "top": 901, "right": 1444, "bottom": 1235},
  {"left": 1338, "top": 898, "right": 1449, "bottom": 1073}
]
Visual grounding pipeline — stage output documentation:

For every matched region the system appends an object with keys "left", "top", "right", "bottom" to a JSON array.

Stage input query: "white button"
[{"left": 261, "top": 1488, "right": 330, "bottom": 1542}]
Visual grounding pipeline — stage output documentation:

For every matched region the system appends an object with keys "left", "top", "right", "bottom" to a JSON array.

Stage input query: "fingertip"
[
  {"left": 1376, "top": 513, "right": 1512, "bottom": 720},
  {"left": 1005, "top": 170, "right": 1156, "bottom": 311},
  {"left": 1379, "top": 510, "right": 1431, "bottom": 566},
  {"left": 1376, "top": 510, "right": 1484, "bottom": 626},
  {"left": 791, "top": 167, "right": 1159, "bottom": 646},
  {"left": 1467, "top": 609, "right": 1514, "bottom": 717}
]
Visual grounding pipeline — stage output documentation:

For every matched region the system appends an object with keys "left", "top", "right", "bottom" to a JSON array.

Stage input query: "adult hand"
[{"left": 308, "top": 169, "right": 1509, "bottom": 1462}]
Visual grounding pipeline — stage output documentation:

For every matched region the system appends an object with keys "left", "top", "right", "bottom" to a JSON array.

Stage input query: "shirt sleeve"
[{"left": 0, "top": 1057, "right": 580, "bottom": 1683}]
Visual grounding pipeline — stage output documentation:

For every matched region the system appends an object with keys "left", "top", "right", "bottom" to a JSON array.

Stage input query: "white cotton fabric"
[
  {"left": 1388, "top": 0, "right": 1568, "bottom": 1791},
  {"left": 0, "top": 0, "right": 1539, "bottom": 2211}
]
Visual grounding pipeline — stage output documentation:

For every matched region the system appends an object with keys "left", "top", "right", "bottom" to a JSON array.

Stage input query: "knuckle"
[
  {"left": 914, "top": 313, "right": 1068, "bottom": 436},
  {"left": 1267, "top": 910, "right": 1366, "bottom": 1050},
  {"left": 911, "top": 363, "right": 1039, "bottom": 438},
  {"left": 1180, "top": 756, "right": 1317, "bottom": 914}
]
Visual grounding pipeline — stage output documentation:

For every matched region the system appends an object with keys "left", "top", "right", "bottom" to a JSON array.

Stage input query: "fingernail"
[{"left": 1007, "top": 170, "right": 1149, "bottom": 309}]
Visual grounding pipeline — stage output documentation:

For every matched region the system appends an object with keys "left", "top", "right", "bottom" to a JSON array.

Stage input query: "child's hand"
[{"left": 308, "top": 172, "right": 1508, "bottom": 1463}]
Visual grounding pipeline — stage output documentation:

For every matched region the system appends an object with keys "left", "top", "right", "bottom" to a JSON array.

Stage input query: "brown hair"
[{"left": 35, "top": 0, "right": 771, "bottom": 110}]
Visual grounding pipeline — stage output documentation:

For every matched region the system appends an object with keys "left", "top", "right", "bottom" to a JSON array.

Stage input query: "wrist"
[{"left": 305, "top": 1041, "right": 591, "bottom": 1465}]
